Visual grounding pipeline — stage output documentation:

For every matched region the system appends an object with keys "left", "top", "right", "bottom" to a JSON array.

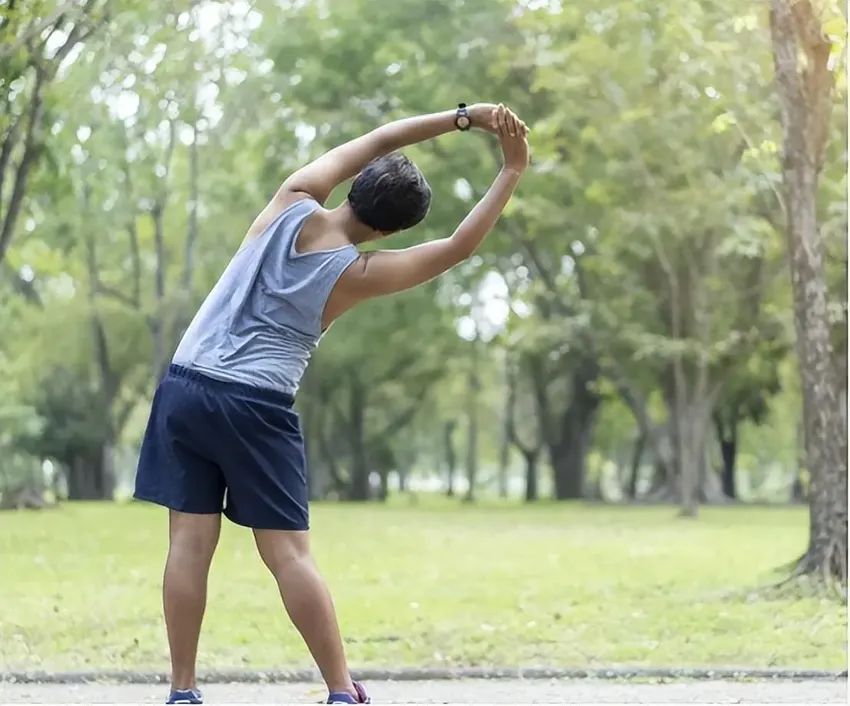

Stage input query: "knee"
[
  {"left": 169, "top": 512, "right": 221, "bottom": 563},
  {"left": 254, "top": 529, "right": 311, "bottom": 575}
]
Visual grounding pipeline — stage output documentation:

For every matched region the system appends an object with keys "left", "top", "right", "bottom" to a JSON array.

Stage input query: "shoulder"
[
  {"left": 243, "top": 193, "right": 320, "bottom": 244},
  {"left": 278, "top": 191, "right": 319, "bottom": 212}
]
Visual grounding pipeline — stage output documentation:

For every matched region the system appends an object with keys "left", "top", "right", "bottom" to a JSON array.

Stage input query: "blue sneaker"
[
  {"left": 327, "top": 681, "right": 370, "bottom": 703},
  {"left": 166, "top": 688, "right": 203, "bottom": 704}
]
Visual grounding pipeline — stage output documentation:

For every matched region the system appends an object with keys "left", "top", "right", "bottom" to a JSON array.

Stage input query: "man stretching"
[{"left": 134, "top": 102, "right": 529, "bottom": 704}]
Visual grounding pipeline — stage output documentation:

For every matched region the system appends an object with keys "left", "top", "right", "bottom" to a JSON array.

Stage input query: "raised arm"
[
  {"left": 338, "top": 105, "right": 529, "bottom": 301},
  {"left": 280, "top": 104, "right": 499, "bottom": 205}
]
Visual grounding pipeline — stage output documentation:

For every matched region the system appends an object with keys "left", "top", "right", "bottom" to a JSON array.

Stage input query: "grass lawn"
[{"left": 0, "top": 499, "right": 845, "bottom": 672}]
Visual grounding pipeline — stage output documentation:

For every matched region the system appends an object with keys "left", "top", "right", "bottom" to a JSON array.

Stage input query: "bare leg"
[
  {"left": 164, "top": 511, "right": 221, "bottom": 691},
  {"left": 254, "top": 529, "right": 356, "bottom": 698}
]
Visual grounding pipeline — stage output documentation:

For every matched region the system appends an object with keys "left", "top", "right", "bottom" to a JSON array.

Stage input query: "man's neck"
[{"left": 327, "top": 202, "right": 377, "bottom": 245}]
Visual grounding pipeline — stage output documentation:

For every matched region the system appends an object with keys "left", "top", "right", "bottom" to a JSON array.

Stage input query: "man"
[{"left": 133, "top": 102, "right": 529, "bottom": 705}]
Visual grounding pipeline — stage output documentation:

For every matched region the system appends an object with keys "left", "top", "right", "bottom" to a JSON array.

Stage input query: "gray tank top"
[{"left": 173, "top": 198, "right": 358, "bottom": 395}]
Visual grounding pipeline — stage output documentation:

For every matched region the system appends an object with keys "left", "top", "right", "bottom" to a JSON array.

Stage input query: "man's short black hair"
[{"left": 347, "top": 153, "right": 431, "bottom": 233}]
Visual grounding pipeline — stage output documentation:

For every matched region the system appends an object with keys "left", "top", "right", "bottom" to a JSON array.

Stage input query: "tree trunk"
[
  {"left": 615, "top": 374, "right": 676, "bottom": 490},
  {"left": 378, "top": 468, "right": 389, "bottom": 502},
  {"left": 719, "top": 438, "right": 737, "bottom": 499},
  {"left": 672, "top": 359, "right": 699, "bottom": 517},
  {"left": 151, "top": 200, "right": 168, "bottom": 384},
  {"left": 627, "top": 432, "right": 646, "bottom": 500},
  {"left": 150, "top": 118, "right": 177, "bottom": 385},
  {"left": 548, "top": 360, "right": 600, "bottom": 501},
  {"left": 317, "top": 417, "right": 345, "bottom": 499},
  {"left": 306, "top": 446, "right": 323, "bottom": 500},
  {"left": 770, "top": 0, "right": 848, "bottom": 583},
  {"left": 550, "top": 394, "right": 599, "bottom": 499},
  {"left": 836, "top": 349, "right": 847, "bottom": 432},
  {"left": 66, "top": 451, "right": 110, "bottom": 501},
  {"left": 99, "top": 435, "right": 116, "bottom": 501},
  {"left": 650, "top": 398, "right": 724, "bottom": 506},
  {"left": 523, "top": 450, "right": 539, "bottom": 502},
  {"left": 497, "top": 357, "right": 512, "bottom": 498},
  {"left": 792, "top": 475, "right": 807, "bottom": 503},
  {"left": 463, "top": 345, "right": 480, "bottom": 503},
  {"left": 172, "top": 119, "right": 200, "bottom": 349},
  {"left": 648, "top": 456, "right": 668, "bottom": 496},
  {"left": 303, "top": 404, "right": 329, "bottom": 500},
  {"left": 444, "top": 421, "right": 457, "bottom": 497},
  {"left": 550, "top": 427, "right": 588, "bottom": 500},
  {"left": 714, "top": 413, "right": 738, "bottom": 500},
  {"left": 497, "top": 433, "right": 510, "bottom": 498},
  {"left": 0, "top": 64, "right": 46, "bottom": 266},
  {"left": 792, "top": 416, "right": 807, "bottom": 502},
  {"left": 80, "top": 180, "right": 118, "bottom": 501},
  {"left": 52, "top": 464, "right": 68, "bottom": 500},
  {"left": 348, "top": 379, "right": 369, "bottom": 501},
  {"left": 506, "top": 352, "right": 545, "bottom": 502},
  {"left": 66, "top": 457, "right": 86, "bottom": 501},
  {"left": 0, "top": 7, "right": 106, "bottom": 265}
]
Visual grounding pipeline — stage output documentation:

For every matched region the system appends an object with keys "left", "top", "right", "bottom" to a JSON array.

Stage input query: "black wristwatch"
[{"left": 455, "top": 102, "right": 471, "bottom": 131}]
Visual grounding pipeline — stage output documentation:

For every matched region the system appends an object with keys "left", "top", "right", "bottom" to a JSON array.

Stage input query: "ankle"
[
  {"left": 171, "top": 674, "right": 197, "bottom": 691},
  {"left": 327, "top": 679, "right": 356, "bottom": 696}
]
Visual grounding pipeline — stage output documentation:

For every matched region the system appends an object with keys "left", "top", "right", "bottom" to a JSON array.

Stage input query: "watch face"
[{"left": 457, "top": 116, "right": 470, "bottom": 128}]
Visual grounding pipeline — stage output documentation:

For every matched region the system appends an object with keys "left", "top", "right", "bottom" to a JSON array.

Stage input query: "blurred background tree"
[{"left": 0, "top": 0, "right": 846, "bottom": 587}]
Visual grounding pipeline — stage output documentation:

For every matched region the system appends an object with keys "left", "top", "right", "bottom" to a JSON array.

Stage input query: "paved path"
[{"left": 1, "top": 679, "right": 846, "bottom": 703}]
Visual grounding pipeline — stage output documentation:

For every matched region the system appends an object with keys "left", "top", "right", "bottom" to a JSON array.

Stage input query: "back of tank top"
[{"left": 172, "top": 198, "right": 359, "bottom": 395}]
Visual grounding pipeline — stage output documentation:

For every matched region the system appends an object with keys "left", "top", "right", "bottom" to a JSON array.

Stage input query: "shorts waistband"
[{"left": 167, "top": 365, "right": 295, "bottom": 407}]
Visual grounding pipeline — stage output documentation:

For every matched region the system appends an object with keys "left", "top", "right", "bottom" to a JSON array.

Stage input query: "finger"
[
  {"left": 491, "top": 108, "right": 499, "bottom": 132},
  {"left": 504, "top": 107, "right": 518, "bottom": 137},
  {"left": 502, "top": 107, "right": 512, "bottom": 137},
  {"left": 511, "top": 112, "right": 522, "bottom": 137},
  {"left": 497, "top": 104, "right": 509, "bottom": 136}
]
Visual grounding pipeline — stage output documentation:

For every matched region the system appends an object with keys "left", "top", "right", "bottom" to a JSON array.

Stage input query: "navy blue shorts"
[{"left": 134, "top": 365, "right": 309, "bottom": 531}]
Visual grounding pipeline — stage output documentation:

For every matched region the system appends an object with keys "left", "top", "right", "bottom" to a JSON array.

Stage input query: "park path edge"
[{"left": 1, "top": 666, "right": 846, "bottom": 684}]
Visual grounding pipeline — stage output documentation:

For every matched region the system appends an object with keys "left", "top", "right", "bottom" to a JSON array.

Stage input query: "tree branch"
[
  {"left": 50, "top": 0, "right": 103, "bottom": 67},
  {"left": 0, "top": 64, "right": 45, "bottom": 265},
  {"left": 96, "top": 282, "right": 138, "bottom": 308},
  {"left": 0, "top": 117, "right": 22, "bottom": 214},
  {"left": 373, "top": 371, "right": 442, "bottom": 440},
  {"left": 505, "top": 354, "right": 541, "bottom": 457},
  {"left": 0, "top": 1, "right": 86, "bottom": 60},
  {"left": 0, "top": 0, "right": 18, "bottom": 36},
  {"left": 119, "top": 136, "right": 142, "bottom": 308},
  {"left": 370, "top": 351, "right": 420, "bottom": 388}
]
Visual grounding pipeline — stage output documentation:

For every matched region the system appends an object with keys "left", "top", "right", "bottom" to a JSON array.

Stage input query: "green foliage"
[
  {"left": 0, "top": 0, "right": 845, "bottom": 503},
  {"left": 10, "top": 365, "right": 108, "bottom": 466}
]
